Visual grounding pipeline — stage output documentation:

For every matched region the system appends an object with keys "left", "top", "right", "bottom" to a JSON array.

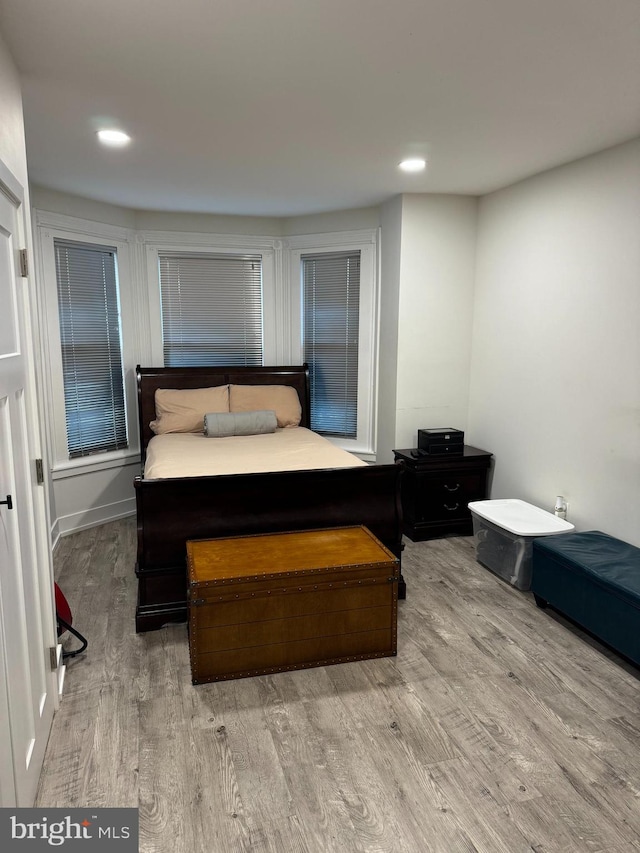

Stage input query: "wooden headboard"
[{"left": 136, "top": 364, "right": 311, "bottom": 455}]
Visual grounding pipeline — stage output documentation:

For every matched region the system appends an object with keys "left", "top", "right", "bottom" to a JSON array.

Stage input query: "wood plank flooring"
[{"left": 38, "top": 519, "right": 640, "bottom": 852}]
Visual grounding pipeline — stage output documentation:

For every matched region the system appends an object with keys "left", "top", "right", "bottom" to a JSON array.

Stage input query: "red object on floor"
[
  {"left": 54, "top": 582, "right": 72, "bottom": 633},
  {"left": 54, "top": 583, "right": 88, "bottom": 658}
]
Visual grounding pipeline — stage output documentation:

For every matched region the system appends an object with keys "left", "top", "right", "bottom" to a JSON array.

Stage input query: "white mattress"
[{"left": 144, "top": 426, "right": 367, "bottom": 479}]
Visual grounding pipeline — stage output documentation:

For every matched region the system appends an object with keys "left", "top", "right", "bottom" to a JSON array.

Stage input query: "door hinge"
[
  {"left": 49, "top": 646, "right": 59, "bottom": 671},
  {"left": 35, "top": 458, "right": 44, "bottom": 485},
  {"left": 19, "top": 248, "right": 28, "bottom": 277}
]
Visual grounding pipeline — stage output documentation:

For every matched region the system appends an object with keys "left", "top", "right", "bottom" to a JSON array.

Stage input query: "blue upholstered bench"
[{"left": 531, "top": 531, "right": 640, "bottom": 666}]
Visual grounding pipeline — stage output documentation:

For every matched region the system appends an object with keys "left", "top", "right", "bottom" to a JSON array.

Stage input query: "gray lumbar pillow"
[{"left": 204, "top": 410, "right": 278, "bottom": 437}]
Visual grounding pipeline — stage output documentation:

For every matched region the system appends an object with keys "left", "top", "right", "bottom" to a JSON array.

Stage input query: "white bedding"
[{"left": 144, "top": 426, "right": 367, "bottom": 479}]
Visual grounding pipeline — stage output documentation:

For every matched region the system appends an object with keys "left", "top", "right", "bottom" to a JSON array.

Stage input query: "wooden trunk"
[{"left": 187, "top": 526, "right": 399, "bottom": 684}]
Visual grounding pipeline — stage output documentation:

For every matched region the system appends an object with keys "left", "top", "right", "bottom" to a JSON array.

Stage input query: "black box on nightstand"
[{"left": 417, "top": 428, "right": 464, "bottom": 455}]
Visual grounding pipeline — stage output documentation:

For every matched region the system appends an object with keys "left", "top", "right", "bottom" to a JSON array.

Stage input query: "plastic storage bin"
[{"left": 468, "top": 499, "right": 575, "bottom": 590}]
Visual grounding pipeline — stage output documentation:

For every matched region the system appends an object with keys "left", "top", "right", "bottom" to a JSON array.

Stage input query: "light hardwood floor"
[{"left": 38, "top": 519, "right": 640, "bottom": 852}]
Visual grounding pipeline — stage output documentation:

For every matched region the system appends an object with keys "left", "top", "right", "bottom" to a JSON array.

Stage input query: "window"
[
  {"left": 159, "top": 252, "right": 263, "bottom": 366},
  {"left": 53, "top": 239, "right": 128, "bottom": 458},
  {"left": 289, "top": 230, "right": 378, "bottom": 457},
  {"left": 302, "top": 251, "right": 360, "bottom": 438}
]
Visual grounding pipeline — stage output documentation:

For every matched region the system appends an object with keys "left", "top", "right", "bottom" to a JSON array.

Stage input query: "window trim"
[
  {"left": 287, "top": 229, "right": 379, "bottom": 457},
  {"left": 139, "top": 231, "right": 280, "bottom": 366},
  {"left": 34, "top": 212, "right": 138, "bottom": 471}
]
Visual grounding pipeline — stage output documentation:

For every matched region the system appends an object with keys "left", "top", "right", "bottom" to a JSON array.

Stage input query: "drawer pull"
[
  {"left": 444, "top": 503, "right": 460, "bottom": 511},
  {"left": 444, "top": 483, "right": 460, "bottom": 492}
]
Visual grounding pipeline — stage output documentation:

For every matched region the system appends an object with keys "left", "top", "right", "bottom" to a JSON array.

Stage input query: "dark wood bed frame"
[{"left": 134, "top": 364, "right": 405, "bottom": 632}]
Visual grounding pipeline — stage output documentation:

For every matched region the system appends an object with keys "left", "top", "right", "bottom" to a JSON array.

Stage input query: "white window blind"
[
  {"left": 54, "top": 239, "right": 128, "bottom": 458},
  {"left": 302, "top": 251, "right": 360, "bottom": 438},
  {"left": 159, "top": 252, "right": 263, "bottom": 366}
]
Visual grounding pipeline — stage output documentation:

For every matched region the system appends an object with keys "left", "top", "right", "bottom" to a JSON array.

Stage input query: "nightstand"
[{"left": 393, "top": 446, "right": 493, "bottom": 541}]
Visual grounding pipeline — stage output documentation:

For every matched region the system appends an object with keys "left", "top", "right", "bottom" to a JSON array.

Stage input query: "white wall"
[
  {"left": 31, "top": 186, "right": 136, "bottom": 229},
  {"left": 31, "top": 186, "right": 380, "bottom": 238},
  {"left": 53, "top": 460, "right": 141, "bottom": 537},
  {"left": 282, "top": 206, "right": 380, "bottom": 236},
  {"left": 134, "top": 209, "right": 283, "bottom": 236},
  {"left": 469, "top": 138, "right": 640, "bottom": 544},
  {"left": 30, "top": 186, "right": 283, "bottom": 236},
  {"left": 391, "top": 194, "right": 478, "bottom": 455},
  {"left": 0, "top": 31, "right": 28, "bottom": 186},
  {"left": 377, "top": 195, "right": 403, "bottom": 460}
]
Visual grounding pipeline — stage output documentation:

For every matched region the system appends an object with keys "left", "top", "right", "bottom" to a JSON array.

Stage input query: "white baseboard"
[{"left": 56, "top": 498, "right": 136, "bottom": 538}]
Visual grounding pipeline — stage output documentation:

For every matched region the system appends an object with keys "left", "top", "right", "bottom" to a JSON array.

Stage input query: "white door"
[{"left": 0, "top": 167, "right": 58, "bottom": 806}]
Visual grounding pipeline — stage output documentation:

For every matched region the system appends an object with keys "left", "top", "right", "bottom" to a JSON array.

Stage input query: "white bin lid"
[{"left": 468, "top": 499, "right": 575, "bottom": 536}]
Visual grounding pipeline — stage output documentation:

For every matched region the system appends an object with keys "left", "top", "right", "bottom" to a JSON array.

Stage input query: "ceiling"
[{"left": 1, "top": 0, "right": 639, "bottom": 217}]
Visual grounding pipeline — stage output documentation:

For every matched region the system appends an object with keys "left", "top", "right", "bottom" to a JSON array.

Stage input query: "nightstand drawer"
[
  {"left": 393, "top": 446, "right": 493, "bottom": 541},
  {"left": 417, "top": 473, "right": 487, "bottom": 520}
]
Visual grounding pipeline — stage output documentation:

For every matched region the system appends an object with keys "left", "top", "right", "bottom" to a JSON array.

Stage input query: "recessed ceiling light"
[
  {"left": 97, "top": 129, "right": 131, "bottom": 147},
  {"left": 399, "top": 157, "right": 426, "bottom": 173}
]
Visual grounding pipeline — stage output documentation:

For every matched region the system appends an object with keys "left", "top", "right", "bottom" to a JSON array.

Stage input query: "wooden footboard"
[{"left": 135, "top": 464, "right": 404, "bottom": 632}]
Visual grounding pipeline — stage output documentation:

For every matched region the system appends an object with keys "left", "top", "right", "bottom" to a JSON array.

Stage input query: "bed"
[{"left": 134, "top": 364, "right": 405, "bottom": 632}]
